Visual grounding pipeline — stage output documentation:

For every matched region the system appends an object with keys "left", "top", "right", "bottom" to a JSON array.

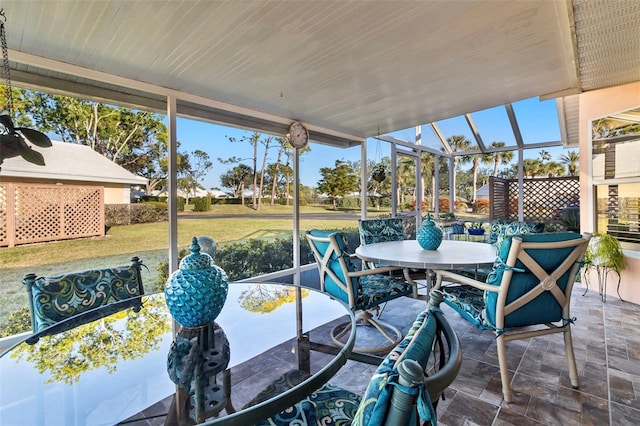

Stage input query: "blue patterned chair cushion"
[
  {"left": 256, "top": 383, "right": 361, "bottom": 426},
  {"left": 308, "top": 230, "right": 412, "bottom": 309},
  {"left": 358, "top": 218, "right": 406, "bottom": 245},
  {"left": 441, "top": 285, "right": 486, "bottom": 329},
  {"left": 352, "top": 309, "right": 438, "bottom": 425},
  {"left": 259, "top": 309, "right": 439, "bottom": 426},
  {"left": 25, "top": 260, "right": 144, "bottom": 333},
  {"left": 357, "top": 274, "right": 414, "bottom": 311},
  {"left": 489, "top": 220, "right": 545, "bottom": 250}
]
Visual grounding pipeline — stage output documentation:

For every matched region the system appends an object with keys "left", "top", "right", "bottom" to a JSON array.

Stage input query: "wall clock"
[{"left": 288, "top": 121, "right": 309, "bottom": 149}]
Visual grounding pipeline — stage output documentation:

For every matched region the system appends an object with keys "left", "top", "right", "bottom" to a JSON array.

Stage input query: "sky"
[{"left": 175, "top": 96, "right": 573, "bottom": 191}]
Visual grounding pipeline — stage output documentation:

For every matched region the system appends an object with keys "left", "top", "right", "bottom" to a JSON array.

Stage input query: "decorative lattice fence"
[
  {"left": 0, "top": 183, "right": 104, "bottom": 248},
  {"left": 489, "top": 176, "right": 580, "bottom": 222}
]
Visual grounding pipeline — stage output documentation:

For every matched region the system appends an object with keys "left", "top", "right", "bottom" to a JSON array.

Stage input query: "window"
[{"left": 592, "top": 107, "right": 640, "bottom": 249}]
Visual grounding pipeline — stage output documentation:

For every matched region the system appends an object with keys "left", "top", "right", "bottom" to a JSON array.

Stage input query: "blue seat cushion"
[
  {"left": 442, "top": 285, "right": 487, "bottom": 329},
  {"left": 259, "top": 309, "right": 439, "bottom": 426},
  {"left": 359, "top": 218, "right": 405, "bottom": 245},
  {"left": 255, "top": 383, "right": 361, "bottom": 426},
  {"left": 357, "top": 274, "right": 413, "bottom": 311},
  {"left": 308, "top": 230, "right": 412, "bottom": 308},
  {"left": 489, "top": 220, "right": 545, "bottom": 251},
  {"left": 351, "top": 309, "right": 438, "bottom": 425},
  {"left": 29, "top": 266, "right": 143, "bottom": 333}
]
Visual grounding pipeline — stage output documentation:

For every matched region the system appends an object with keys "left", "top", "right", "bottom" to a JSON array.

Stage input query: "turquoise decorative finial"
[
  {"left": 417, "top": 212, "right": 443, "bottom": 250},
  {"left": 190, "top": 237, "right": 201, "bottom": 254},
  {"left": 165, "top": 236, "right": 228, "bottom": 328}
]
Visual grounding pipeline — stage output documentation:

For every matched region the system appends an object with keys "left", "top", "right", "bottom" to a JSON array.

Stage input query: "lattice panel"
[
  {"left": 63, "top": 188, "right": 103, "bottom": 236},
  {"left": 490, "top": 177, "right": 579, "bottom": 222},
  {"left": 0, "top": 183, "right": 104, "bottom": 247},
  {"left": 0, "top": 185, "right": 7, "bottom": 246},
  {"left": 15, "top": 187, "right": 62, "bottom": 243}
]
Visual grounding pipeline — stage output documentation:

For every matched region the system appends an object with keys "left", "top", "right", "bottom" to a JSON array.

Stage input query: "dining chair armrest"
[
  {"left": 347, "top": 265, "right": 401, "bottom": 278},
  {"left": 433, "top": 269, "right": 499, "bottom": 293}
]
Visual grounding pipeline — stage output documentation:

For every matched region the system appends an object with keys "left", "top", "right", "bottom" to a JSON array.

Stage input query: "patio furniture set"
[{"left": 0, "top": 217, "right": 591, "bottom": 424}]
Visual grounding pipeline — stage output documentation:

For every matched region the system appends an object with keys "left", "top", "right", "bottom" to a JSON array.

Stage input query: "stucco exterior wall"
[
  {"left": 578, "top": 81, "right": 640, "bottom": 305},
  {"left": 1, "top": 177, "right": 132, "bottom": 205}
]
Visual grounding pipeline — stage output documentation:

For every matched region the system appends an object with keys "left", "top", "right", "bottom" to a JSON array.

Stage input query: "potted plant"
[
  {"left": 585, "top": 233, "right": 625, "bottom": 272},
  {"left": 583, "top": 232, "right": 626, "bottom": 301},
  {"left": 451, "top": 220, "right": 465, "bottom": 234},
  {"left": 468, "top": 222, "right": 486, "bottom": 235}
]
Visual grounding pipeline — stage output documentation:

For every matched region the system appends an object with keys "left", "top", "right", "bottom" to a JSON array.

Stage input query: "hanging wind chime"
[{"left": 0, "top": 8, "right": 52, "bottom": 170}]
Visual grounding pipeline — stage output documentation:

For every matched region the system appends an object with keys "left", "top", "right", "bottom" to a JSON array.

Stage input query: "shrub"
[
  {"left": 192, "top": 196, "right": 211, "bottom": 212},
  {"left": 409, "top": 200, "right": 428, "bottom": 212},
  {"left": 0, "top": 307, "right": 32, "bottom": 337},
  {"left": 473, "top": 199, "right": 489, "bottom": 213},
  {"left": 105, "top": 203, "right": 169, "bottom": 226},
  {"left": 155, "top": 228, "right": 359, "bottom": 288},
  {"left": 130, "top": 203, "right": 168, "bottom": 223}
]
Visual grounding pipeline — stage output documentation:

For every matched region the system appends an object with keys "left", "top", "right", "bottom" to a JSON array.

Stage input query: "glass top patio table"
[
  {"left": 355, "top": 239, "right": 497, "bottom": 270},
  {"left": 0, "top": 281, "right": 355, "bottom": 426}
]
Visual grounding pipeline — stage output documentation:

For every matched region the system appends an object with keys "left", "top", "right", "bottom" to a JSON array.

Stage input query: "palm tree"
[
  {"left": 470, "top": 147, "right": 483, "bottom": 201},
  {"left": 544, "top": 161, "right": 566, "bottom": 177},
  {"left": 523, "top": 158, "right": 544, "bottom": 178},
  {"left": 559, "top": 150, "right": 580, "bottom": 176},
  {"left": 481, "top": 141, "right": 513, "bottom": 176},
  {"left": 446, "top": 135, "right": 472, "bottom": 206},
  {"left": 539, "top": 149, "right": 552, "bottom": 162}
]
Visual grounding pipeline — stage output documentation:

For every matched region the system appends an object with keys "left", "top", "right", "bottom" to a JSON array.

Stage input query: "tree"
[
  {"left": 446, "top": 135, "right": 472, "bottom": 206},
  {"left": 178, "top": 176, "right": 198, "bottom": 204},
  {"left": 317, "top": 160, "right": 358, "bottom": 210},
  {"left": 559, "top": 150, "right": 580, "bottom": 176},
  {"left": 539, "top": 149, "right": 552, "bottom": 162},
  {"left": 25, "top": 91, "right": 166, "bottom": 174},
  {"left": 523, "top": 158, "right": 545, "bottom": 178},
  {"left": 182, "top": 149, "right": 213, "bottom": 198},
  {"left": 544, "top": 161, "right": 566, "bottom": 177},
  {"left": 220, "top": 164, "right": 253, "bottom": 198},
  {"left": 482, "top": 141, "right": 513, "bottom": 177}
]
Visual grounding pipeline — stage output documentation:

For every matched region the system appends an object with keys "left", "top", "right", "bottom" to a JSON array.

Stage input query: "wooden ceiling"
[{"left": 3, "top": 0, "right": 639, "bottom": 148}]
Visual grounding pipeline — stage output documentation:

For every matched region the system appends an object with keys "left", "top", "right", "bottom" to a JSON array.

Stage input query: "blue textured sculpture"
[
  {"left": 165, "top": 237, "right": 228, "bottom": 328},
  {"left": 417, "top": 213, "right": 443, "bottom": 250}
]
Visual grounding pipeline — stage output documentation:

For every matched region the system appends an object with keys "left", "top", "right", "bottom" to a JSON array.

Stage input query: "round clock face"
[{"left": 288, "top": 121, "right": 309, "bottom": 148}]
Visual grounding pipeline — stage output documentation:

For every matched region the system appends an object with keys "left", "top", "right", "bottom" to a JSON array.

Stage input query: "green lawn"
[{"left": 0, "top": 209, "right": 359, "bottom": 324}]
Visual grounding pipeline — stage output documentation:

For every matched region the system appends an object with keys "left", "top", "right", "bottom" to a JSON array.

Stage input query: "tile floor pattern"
[{"left": 123, "top": 284, "right": 640, "bottom": 425}]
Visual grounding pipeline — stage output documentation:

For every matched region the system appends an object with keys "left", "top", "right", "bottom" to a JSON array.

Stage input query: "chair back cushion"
[
  {"left": 307, "top": 230, "right": 358, "bottom": 305},
  {"left": 489, "top": 220, "right": 545, "bottom": 250},
  {"left": 26, "top": 259, "right": 144, "bottom": 333},
  {"left": 358, "top": 218, "right": 406, "bottom": 245},
  {"left": 485, "top": 232, "right": 583, "bottom": 328},
  {"left": 352, "top": 309, "right": 437, "bottom": 425}
]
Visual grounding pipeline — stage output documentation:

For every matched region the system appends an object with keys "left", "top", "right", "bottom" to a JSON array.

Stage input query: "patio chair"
[
  {"left": 306, "top": 230, "right": 413, "bottom": 353},
  {"left": 358, "top": 217, "right": 427, "bottom": 298},
  {"left": 23, "top": 256, "right": 145, "bottom": 341},
  {"left": 257, "top": 290, "right": 462, "bottom": 426},
  {"left": 433, "top": 232, "right": 591, "bottom": 403}
]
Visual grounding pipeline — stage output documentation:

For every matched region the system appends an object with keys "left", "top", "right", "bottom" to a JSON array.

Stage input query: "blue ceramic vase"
[
  {"left": 417, "top": 214, "right": 443, "bottom": 250},
  {"left": 165, "top": 237, "right": 228, "bottom": 328}
]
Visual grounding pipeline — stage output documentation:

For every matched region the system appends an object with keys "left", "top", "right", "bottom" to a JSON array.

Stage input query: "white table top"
[{"left": 355, "top": 239, "right": 497, "bottom": 270}]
